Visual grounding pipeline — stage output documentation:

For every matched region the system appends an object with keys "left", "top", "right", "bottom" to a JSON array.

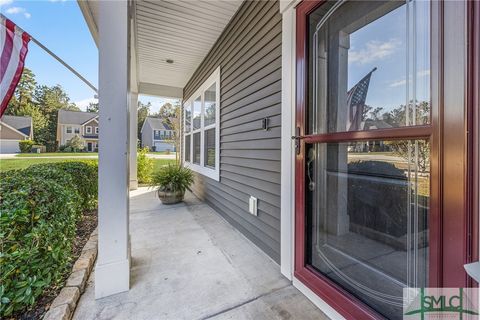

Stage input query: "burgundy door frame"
[{"left": 294, "top": 0, "right": 479, "bottom": 319}]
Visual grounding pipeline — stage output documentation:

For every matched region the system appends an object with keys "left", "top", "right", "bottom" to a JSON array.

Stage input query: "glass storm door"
[{"left": 295, "top": 1, "right": 476, "bottom": 319}]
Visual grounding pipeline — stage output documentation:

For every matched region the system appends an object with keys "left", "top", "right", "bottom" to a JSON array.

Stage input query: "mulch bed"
[{"left": 13, "top": 210, "right": 98, "bottom": 320}]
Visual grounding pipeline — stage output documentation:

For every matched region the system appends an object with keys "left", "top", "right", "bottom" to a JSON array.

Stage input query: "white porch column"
[
  {"left": 95, "top": 0, "right": 130, "bottom": 299},
  {"left": 129, "top": 92, "right": 138, "bottom": 190}
]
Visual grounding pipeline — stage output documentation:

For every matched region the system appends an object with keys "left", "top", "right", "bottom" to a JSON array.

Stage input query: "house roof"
[
  {"left": 58, "top": 109, "right": 98, "bottom": 125},
  {"left": 142, "top": 117, "right": 173, "bottom": 133},
  {"left": 361, "top": 119, "right": 393, "bottom": 130},
  {"left": 0, "top": 115, "right": 32, "bottom": 136}
]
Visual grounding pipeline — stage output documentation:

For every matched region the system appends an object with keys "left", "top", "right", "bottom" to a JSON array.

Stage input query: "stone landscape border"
[{"left": 43, "top": 228, "right": 98, "bottom": 320}]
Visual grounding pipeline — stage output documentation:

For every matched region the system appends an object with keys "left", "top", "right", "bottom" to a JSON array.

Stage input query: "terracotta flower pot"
[{"left": 157, "top": 188, "right": 185, "bottom": 204}]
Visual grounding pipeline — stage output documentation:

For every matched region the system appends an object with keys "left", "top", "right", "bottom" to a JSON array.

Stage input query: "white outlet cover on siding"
[{"left": 249, "top": 196, "right": 257, "bottom": 216}]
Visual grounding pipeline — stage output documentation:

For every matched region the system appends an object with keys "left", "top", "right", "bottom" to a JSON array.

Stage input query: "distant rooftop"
[
  {"left": 1, "top": 115, "right": 32, "bottom": 136},
  {"left": 58, "top": 109, "right": 98, "bottom": 125},
  {"left": 143, "top": 117, "right": 173, "bottom": 131}
]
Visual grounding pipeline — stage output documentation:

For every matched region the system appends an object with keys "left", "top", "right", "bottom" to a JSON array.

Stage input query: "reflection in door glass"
[
  {"left": 306, "top": 140, "right": 430, "bottom": 319},
  {"left": 307, "top": 0, "right": 430, "bottom": 134}
]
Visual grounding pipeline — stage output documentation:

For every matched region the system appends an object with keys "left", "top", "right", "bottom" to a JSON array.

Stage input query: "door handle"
[{"left": 291, "top": 127, "right": 306, "bottom": 155}]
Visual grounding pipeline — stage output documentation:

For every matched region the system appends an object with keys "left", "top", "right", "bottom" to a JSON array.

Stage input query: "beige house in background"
[
  {"left": 0, "top": 115, "right": 33, "bottom": 153},
  {"left": 56, "top": 109, "right": 99, "bottom": 152}
]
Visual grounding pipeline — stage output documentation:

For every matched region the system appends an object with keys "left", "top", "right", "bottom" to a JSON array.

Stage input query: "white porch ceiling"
[{"left": 78, "top": 0, "right": 243, "bottom": 97}]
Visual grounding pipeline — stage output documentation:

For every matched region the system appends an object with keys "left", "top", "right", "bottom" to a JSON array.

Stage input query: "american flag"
[
  {"left": 346, "top": 67, "right": 376, "bottom": 131},
  {"left": 1, "top": 15, "right": 30, "bottom": 117}
]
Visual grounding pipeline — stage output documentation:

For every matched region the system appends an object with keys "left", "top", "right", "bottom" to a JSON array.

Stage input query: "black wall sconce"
[{"left": 262, "top": 117, "right": 270, "bottom": 131}]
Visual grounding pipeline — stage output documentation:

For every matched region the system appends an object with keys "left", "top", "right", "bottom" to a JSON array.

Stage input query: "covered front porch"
[
  {"left": 73, "top": 188, "right": 327, "bottom": 319},
  {"left": 75, "top": 0, "right": 324, "bottom": 317}
]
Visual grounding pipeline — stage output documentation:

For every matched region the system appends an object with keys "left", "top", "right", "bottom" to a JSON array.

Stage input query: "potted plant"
[{"left": 150, "top": 164, "right": 194, "bottom": 204}]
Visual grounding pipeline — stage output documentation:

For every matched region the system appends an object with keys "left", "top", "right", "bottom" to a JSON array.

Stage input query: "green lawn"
[
  {"left": 0, "top": 158, "right": 175, "bottom": 172},
  {"left": 17, "top": 151, "right": 176, "bottom": 157},
  {"left": 153, "top": 158, "right": 177, "bottom": 171},
  {"left": 16, "top": 152, "right": 98, "bottom": 157},
  {"left": 148, "top": 151, "right": 177, "bottom": 155}
]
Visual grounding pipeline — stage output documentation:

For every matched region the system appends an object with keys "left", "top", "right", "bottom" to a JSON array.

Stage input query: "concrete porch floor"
[{"left": 73, "top": 188, "right": 329, "bottom": 320}]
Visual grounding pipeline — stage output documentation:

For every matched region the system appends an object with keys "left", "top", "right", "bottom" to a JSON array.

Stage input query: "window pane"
[
  {"left": 185, "top": 104, "right": 191, "bottom": 133},
  {"left": 193, "top": 132, "right": 201, "bottom": 164},
  {"left": 204, "top": 128, "right": 215, "bottom": 168},
  {"left": 204, "top": 83, "right": 216, "bottom": 126},
  {"left": 306, "top": 139, "right": 430, "bottom": 319},
  {"left": 308, "top": 1, "right": 430, "bottom": 134},
  {"left": 184, "top": 135, "right": 191, "bottom": 162},
  {"left": 193, "top": 96, "right": 201, "bottom": 130}
]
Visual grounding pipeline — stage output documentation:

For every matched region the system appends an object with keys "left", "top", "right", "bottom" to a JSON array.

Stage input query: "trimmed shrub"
[
  {"left": 28, "top": 161, "right": 98, "bottom": 211},
  {"left": 18, "top": 140, "right": 34, "bottom": 153},
  {"left": 0, "top": 161, "right": 98, "bottom": 316},
  {"left": 137, "top": 147, "right": 153, "bottom": 184}
]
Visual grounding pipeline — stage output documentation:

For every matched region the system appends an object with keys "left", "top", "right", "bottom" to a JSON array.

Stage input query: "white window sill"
[{"left": 184, "top": 161, "right": 219, "bottom": 181}]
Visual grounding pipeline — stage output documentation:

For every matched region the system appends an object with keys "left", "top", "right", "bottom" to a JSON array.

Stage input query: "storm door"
[{"left": 294, "top": 1, "right": 475, "bottom": 319}]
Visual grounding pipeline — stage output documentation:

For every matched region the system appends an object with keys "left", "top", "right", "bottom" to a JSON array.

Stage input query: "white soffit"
[
  {"left": 78, "top": 0, "right": 242, "bottom": 96},
  {"left": 135, "top": 0, "right": 242, "bottom": 90}
]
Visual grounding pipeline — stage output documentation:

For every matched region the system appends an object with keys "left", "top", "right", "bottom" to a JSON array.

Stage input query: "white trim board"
[
  {"left": 280, "top": 3, "right": 296, "bottom": 282},
  {"left": 292, "top": 277, "right": 345, "bottom": 320},
  {"left": 182, "top": 66, "right": 220, "bottom": 181}
]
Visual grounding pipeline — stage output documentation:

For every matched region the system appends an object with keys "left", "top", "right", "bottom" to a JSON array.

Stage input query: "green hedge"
[
  {"left": 137, "top": 147, "right": 153, "bottom": 184},
  {"left": 18, "top": 140, "right": 34, "bottom": 153},
  {"left": 0, "top": 161, "right": 98, "bottom": 317}
]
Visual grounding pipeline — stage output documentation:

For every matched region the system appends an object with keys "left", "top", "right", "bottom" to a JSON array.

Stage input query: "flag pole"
[
  {"left": 29, "top": 37, "right": 98, "bottom": 94},
  {"left": 1, "top": 14, "right": 98, "bottom": 94}
]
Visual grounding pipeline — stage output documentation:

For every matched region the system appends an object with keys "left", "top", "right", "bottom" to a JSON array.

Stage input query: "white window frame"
[
  {"left": 183, "top": 67, "right": 220, "bottom": 181},
  {"left": 74, "top": 127, "right": 80, "bottom": 134},
  {"left": 66, "top": 126, "right": 72, "bottom": 133},
  {"left": 95, "top": 127, "right": 99, "bottom": 134},
  {"left": 86, "top": 126, "right": 92, "bottom": 134}
]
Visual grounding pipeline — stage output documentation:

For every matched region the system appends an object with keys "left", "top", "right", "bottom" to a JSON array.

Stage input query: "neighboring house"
[
  {"left": 140, "top": 117, "right": 175, "bottom": 152},
  {"left": 0, "top": 115, "right": 33, "bottom": 153},
  {"left": 78, "top": 1, "right": 480, "bottom": 319},
  {"left": 57, "top": 109, "right": 99, "bottom": 152}
]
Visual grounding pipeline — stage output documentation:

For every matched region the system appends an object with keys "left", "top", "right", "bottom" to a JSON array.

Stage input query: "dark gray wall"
[{"left": 183, "top": 0, "right": 282, "bottom": 262}]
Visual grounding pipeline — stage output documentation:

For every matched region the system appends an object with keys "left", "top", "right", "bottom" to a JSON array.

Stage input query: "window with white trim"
[
  {"left": 66, "top": 126, "right": 72, "bottom": 133},
  {"left": 95, "top": 127, "right": 99, "bottom": 134},
  {"left": 183, "top": 67, "right": 220, "bottom": 181},
  {"left": 86, "top": 126, "right": 92, "bottom": 134}
]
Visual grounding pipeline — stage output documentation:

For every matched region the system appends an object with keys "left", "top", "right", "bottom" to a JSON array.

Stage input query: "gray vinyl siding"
[{"left": 183, "top": 0, "right": 282, "bottom": 262}]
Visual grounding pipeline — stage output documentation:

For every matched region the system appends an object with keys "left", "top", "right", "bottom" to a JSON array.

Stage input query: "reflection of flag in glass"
[
  {"left": 346, "top": 67, "right": 376, "bottom": 131},
  {"left": 1, "top": 15, "right": 30, "bottom": 117}
]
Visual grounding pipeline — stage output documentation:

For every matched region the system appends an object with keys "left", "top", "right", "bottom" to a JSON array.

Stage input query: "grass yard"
[
  {"left": 0, "top": 158, "right": 175, "bottom": 172},
  {"left": 148, "top": 151, "right": 177, "bottom": 155},
  {"left": 153, "top": 158, "right": 178, "bottom": 171},
  {"left": 16, "top": 152, "right": 98, "bottom": 157}
]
